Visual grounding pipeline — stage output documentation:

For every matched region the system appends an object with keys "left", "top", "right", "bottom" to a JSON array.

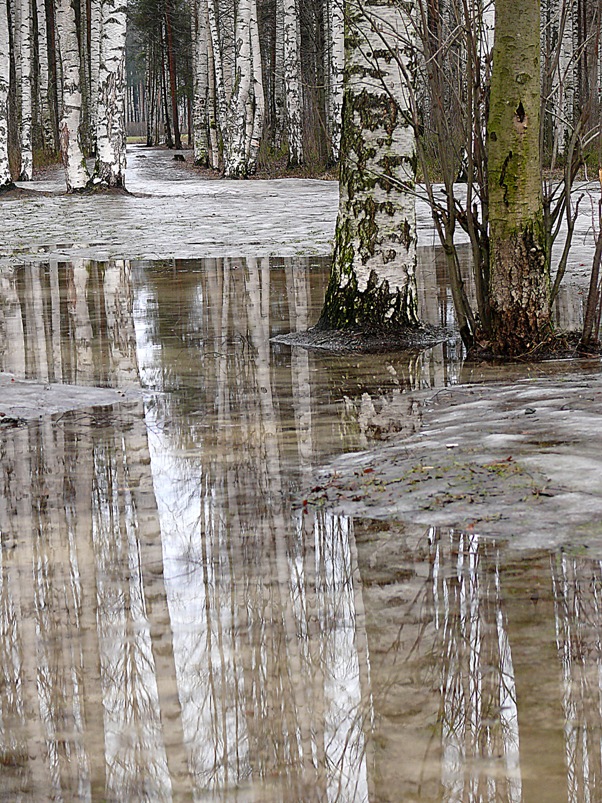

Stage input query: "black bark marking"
[{"left": 499, "top": 150, "right": 513, "bottom": 207}]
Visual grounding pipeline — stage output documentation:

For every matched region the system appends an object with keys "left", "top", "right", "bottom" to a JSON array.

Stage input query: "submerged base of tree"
[
  {"left": 271, "top": 323, "right": 452, "bottom": 353},
  {"left": 468, "top": 330, "right": 602, "bottom": 362}
]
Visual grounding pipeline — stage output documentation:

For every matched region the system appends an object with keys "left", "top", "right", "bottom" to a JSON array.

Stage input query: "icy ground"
[
  {"left": 1, "top": 144, "right": 598, "bottom": 286},
  {"left": 307, "top": 369, "right": 602, "bottom": 552}
]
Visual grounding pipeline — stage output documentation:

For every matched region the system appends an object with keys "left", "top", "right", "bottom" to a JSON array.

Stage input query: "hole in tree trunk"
[{"left": 516, "top": 102, "right": 525, "bottom": 123}]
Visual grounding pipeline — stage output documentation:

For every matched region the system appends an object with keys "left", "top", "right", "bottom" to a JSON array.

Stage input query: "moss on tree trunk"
[
  {"left": 487, "top": 0, "right": 551, "bottom": 355},
  {"left": 317, "top": 0, "right": 419, "bottom": 334}
]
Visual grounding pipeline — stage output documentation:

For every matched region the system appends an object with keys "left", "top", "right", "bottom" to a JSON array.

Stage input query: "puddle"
[{"left": 0, "top": 257, "right": 599, "bottom": 800}]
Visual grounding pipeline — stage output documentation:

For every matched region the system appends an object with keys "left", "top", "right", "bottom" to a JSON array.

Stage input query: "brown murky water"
[{"left": 0, "top": 256, "right": 596, "bottom": 801}]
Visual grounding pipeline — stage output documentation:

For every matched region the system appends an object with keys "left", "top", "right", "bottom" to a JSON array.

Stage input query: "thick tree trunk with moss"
[
  {"left": 487, "top": 0, "right": 550, "bottom": 355},
  {"left": 317, "top": 0, "right": 419, "bottom": 332}
]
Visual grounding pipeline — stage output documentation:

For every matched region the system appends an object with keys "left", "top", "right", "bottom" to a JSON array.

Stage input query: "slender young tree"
[
  {"left": 487, "top": 0, "right": 550, "bottom": 354},
  {"left": 326, "top": 0, "right": 344, "bottom": 163},
  {"left": 0, "top": 0, "right": 14, "bottom": 189},
  {"left": 192, "top": 0, "right": 210, "bottom": 166},
  {"left": 317, "top": 0, "right": 419, "bottom": 332}
]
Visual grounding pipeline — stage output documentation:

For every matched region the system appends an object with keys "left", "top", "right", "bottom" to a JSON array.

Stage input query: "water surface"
[{"left": 0, "top": 257, "right": 597, "bottom": 801}]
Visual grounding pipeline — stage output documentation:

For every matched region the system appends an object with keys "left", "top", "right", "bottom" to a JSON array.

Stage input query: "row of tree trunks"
[{"left": 0, "top": 0, "right": 127, "bottom": 192}]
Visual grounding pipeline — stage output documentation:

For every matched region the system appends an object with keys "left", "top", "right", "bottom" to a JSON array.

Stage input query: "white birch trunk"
[
  {"left": 320, "top": 0, "right": 418, "bottom": 329},
  {"left": 207, "top": 32, "right": 221, "bottom": 168},
  {"left": 224, "top": 0, "right": 253, "bottom": 177},
  {"left": 282, "top": 0, "right": 303, "bottom": 166},
  {"left": 207, "top": 0, "right": 229, "bottom": 161},
  {"left": 0, "top": 0, "right": 13, "bottom": 188},
  {"left": 328, "top": 0, "right": 344, "bottom": 162},
  {"left": 192, "top": 0, "right": 210, "bottom": 166},
  {"left": 35, "top": 0, "right": 56, "bottom": 151},
  {"left": 90, "top": 0, "right": 102, "bottom": 142},
  {"left": 18, "top": 0, "right": 33, "bottom": 179},
  {"left": 248, "top": 0, "right": 265, "bottom": 174},
  {"left": 93, "top": 0, "right": 128, "bottom": 187},
  {"left": 273, "top": 0, "right": 285, "bottom": 148},
  {"left": 55, "top": 0, "right": 90, "bottom": 191}
]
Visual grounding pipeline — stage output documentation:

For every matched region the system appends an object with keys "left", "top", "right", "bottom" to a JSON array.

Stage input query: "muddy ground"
[{"left": 305, "top": 365, "right": 602, "bottom": 552}]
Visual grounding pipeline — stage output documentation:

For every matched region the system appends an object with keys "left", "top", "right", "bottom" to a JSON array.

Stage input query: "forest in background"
[{"left": 2, "top": 0, "right": 602, "bottom": 181}]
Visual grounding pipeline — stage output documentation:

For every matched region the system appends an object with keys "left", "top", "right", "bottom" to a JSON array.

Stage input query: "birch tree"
[
  {"left": 283, "top": 0, "right": 303, "bottom": 166},
  {"left": 317, "top": 0, "right": 419, "bottom": 332},
  {"left": 35, "top": 0, "right": 57, "bottom": 152},
  {"left": 192, "top": 0, "right": 210, "bottom": 166},
  {"left": 16, "top": 0, "right": 33, "bottom": 179},
  {"left": 0, "top": 0, "right": 13, "bottom": 190},
  {"left": 55, "top": 0, "right": 90, "bottom": 191},
  {"left": 225, "top": 0, "right": 254, "bottom": 175},
  {"left": 92, "top": 0, "right": 128, "bottom": 188},
  {"left": 326, "top": 0, "right": 344, "bottom": 163}
]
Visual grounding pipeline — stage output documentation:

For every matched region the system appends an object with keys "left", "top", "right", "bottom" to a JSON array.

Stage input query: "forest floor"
[{"left": 5, "top": 145, "right": 602, "bottom": 552}]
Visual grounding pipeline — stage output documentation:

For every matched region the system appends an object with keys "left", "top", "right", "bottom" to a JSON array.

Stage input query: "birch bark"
[
  {"left": 282, "top": 0, "right": 303, "bottom": 166},
  {"left": 93, "top": 0, "right": 128, "bottom": 187},
  {"left": 89, "top": 0, "right": 102, "bottom": 147},
  {"left": 318, "top": 0, "right": 419, "bottom": 331},
  {"left": 207, "top": 0, "right": 228, "bottom": 161},
  {"left": 192, "top": 0, "right": 210, "bottom": 166},
  {"left": 0, "top": 0, "right": 13, "bottom": 189},
  {"left": 327, "top": 0, "right": 344, "bottom": 162},
  {"left": 55, "top": 0, "right": 90, "bottom": 191},
  {"left": 224, "top": 0, "right": 253, "bottom": 176},
  {"left": 247, "top": 0, "right": 265, "bottom": 174},
  {"left": 35, "top": 0, "right": 56, "bottom": 151},
  {"left": 18, "top": 0, "right": 33, "bottom": 179}
]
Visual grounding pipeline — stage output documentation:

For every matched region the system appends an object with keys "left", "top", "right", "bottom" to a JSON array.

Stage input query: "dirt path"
[{"left": 1, "top": 146, "right": 338, "bottom": 266}]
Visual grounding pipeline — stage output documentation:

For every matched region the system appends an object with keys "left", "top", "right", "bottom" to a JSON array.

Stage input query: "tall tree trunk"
[
  {"left": 207, "top": 0, "right": 228, "bottom": 161},
  {"left": 317, "top": 0, "right": 419, "bottom": 331},
  {"left": 160, "top": 24, "right": 174, "bottom": 147},
  {"left": 487, "top": 0, "right": 551, "bottom": 354},
  {"left": 282, "top": 0, "right": 303, "bottom": 166},
  {"left": 248, "top": 0, "right": 264, "bottom": 174},
  {"left": 0, "top": 0, "right": 14, "bottom": 189},
  {"left": 35, "top": 0, "right": 56, "bottom": 151},
  {"left": 55, "top": 0, "right": 90, "bottom": 191},
  {"left": 326, "top": 0, "right": 343, "bottom": 163},
  {"left": 206, "top": 30, "right": 220, "bottom": 168},
  {"left": 192, "top": 0, "right": 209, "bottom": 166},
  {"left": 164, "top": 0, "right": 182, "bottom": 149},
  {"left": 17, "top": 0, "right": 33, "bottom": 179},
  {"left": 224, "top": 0, "right": 253, "bottom": 176},
  {"left": 92, "top": 0, "right": 127, "bottom": 187},
  {"left": 89, "top": 0, "right": 101, "bottom": 149}
]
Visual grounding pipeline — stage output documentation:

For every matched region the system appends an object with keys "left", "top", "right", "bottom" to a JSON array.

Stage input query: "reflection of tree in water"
[
  {"left": 139, "top": 256, "right": 371, "bottom": 800},
  {"left": 552, "top": 554, "right": 602, "bottom": 802},
  {"left": 0, "top": 260, "right": 138, "bottom": 387},
  {"left": 0, "top": 406, "right": 185, "bottom": 799},
  {"left": 428, "top": 528, "right": 521, "bottom": 803}
]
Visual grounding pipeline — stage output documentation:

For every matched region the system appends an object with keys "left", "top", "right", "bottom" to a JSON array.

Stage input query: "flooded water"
[{"left": 0, "top": 256, "right": 597, "bottom": 801}]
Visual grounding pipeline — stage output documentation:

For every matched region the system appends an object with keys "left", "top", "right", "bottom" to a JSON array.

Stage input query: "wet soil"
[
  {"left": 271, "top": 322, "right": 453, "bottom": 352},
  {"left": 306, "top": 367, "right": 602, "bottom": 550}
]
